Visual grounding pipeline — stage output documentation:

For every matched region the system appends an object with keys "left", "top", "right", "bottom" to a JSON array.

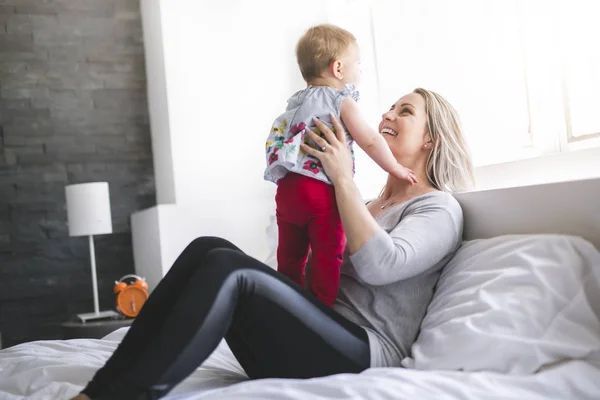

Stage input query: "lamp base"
[{"left": 77, "top": 310, "right": 120, "bottom": 323}]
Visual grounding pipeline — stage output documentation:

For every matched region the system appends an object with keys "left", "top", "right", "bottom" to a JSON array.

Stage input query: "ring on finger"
[{"left": 320, "top": 144, "right": 327, "bottom": 152}]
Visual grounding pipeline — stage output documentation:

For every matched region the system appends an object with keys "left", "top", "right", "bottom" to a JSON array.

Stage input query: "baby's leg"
[
  {"left": 275, "top": 173, "right": 311, "bottom": 286},
  {"left": 276, "top": 220, "right": 310, "bottom": 286},
  {"left": 308, "top": 189, "right": 345, "bottom": 307}
]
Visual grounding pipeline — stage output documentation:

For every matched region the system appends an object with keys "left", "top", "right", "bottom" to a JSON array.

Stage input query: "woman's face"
[{"left": 378, "top": 93, "right": 430, "bottom": 164}]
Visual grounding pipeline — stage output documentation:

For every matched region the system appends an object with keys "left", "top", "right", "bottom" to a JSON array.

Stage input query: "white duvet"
[{"left": 1, "top": 328, "right": 599, "bottom": 400}]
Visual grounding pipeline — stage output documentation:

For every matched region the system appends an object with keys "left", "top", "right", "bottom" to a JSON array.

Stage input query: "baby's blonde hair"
[
  {"left": 413, "top": 88, "right": 475, "bottom": 192},
  {"left": 296, "top": 24, "right": 356, "bottom": 82}
]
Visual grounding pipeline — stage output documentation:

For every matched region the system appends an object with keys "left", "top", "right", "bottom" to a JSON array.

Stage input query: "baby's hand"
[{"left": 392, "top": 165, "right": 418, "bottom": 185}]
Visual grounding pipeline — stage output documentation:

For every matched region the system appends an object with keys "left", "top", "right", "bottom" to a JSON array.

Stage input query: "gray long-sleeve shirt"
[{"left": 334, "top": 191, "right": 463, "bottom": 367}]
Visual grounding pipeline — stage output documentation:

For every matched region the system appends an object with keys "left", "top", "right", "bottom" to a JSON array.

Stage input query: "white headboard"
[{"left": 454, "top": 177, "right": 600, "bottom": 250}]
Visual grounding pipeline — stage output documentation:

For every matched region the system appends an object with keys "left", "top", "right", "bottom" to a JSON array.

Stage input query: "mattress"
[{"left": 1, "top": 328, "right": 599, "bottom": 400}]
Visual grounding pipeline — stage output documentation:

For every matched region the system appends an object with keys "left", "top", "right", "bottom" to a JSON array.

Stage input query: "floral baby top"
[{"left": 264, "top": 84, "right": 359, "bottom": 185}]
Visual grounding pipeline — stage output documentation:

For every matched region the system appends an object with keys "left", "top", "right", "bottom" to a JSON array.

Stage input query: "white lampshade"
[{"left": 65, "top": 182, "right": 113, "bottom": 237}]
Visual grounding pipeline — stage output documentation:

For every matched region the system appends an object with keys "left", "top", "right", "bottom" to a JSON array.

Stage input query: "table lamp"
[{"left": 65, "top": 182, "right": 119, "bottom": 322}]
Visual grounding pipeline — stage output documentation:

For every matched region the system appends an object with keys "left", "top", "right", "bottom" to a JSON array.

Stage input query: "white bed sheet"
[{"left": 1, "top": 328, "right": 599, "bottom": 400}]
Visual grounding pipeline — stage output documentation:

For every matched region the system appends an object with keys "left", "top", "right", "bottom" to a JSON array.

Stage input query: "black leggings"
[{"left": 82, "top": 237, "right": 370, "bottom": 400}]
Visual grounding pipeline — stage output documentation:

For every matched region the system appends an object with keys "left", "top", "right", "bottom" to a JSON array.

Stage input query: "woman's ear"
[{"left": 422, "top": 134, "right": 433, "bottom": 150}]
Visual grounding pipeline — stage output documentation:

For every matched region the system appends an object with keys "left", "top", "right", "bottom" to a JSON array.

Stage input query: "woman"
[{"left": 72, "top": 88, "right": 474, "bottom": 400}]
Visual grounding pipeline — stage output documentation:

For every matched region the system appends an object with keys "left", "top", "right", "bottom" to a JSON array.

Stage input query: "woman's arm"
[
  {"left": 332, "top": 176, "right": 381, "bottom": 254},
  {"left": 340, "top": 98, "right": 416, "bottom": 184},
  {"left": 301, "top": 115, "right": 383, "bottom": 254},
  {"left": 348, "top": 199, "right": 462, "bottom": 285},
  {"left": 302, "top": 115, "right": 463, "bottom": 286}
]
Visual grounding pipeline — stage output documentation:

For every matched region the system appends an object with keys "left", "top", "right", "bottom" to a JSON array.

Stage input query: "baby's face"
[{"left": 341, "top": 42, "right": 362, "bottom": 87}]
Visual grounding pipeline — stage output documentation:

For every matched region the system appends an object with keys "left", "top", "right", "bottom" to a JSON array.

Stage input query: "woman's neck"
[{"left": 380, "top": 173, "right": 436, "bottom": 203}]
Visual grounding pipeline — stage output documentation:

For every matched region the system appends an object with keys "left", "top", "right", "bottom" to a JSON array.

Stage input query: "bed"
[{"left": 2, "top": 178, "right": 600, "bottom": 400}]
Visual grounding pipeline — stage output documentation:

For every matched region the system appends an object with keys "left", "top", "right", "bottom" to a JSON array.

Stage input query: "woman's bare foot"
[{"left": 70, "top": 394, "right": 91, "bottom": 400}]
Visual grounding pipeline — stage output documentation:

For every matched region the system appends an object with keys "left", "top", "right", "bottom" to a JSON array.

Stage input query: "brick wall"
[{"left": 0, "top": 0, "right": 155, "bottom": 347}]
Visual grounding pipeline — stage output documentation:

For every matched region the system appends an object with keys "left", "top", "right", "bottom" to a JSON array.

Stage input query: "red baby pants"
[{"left": 275, "top": 172, "right": 346, "bottom": 307}]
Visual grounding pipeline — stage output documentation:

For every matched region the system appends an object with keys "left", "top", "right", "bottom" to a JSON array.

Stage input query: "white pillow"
[{"left": 404, "top": 234, "right": 600, "bottom": 374}]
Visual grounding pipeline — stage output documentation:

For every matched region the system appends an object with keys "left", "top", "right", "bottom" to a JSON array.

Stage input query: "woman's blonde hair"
[
  {"left": 413, "top": 88, "right": 475, "bottom": 192},
  {"left": 296, "top": 24, "right": 356, "bottom": 81}
]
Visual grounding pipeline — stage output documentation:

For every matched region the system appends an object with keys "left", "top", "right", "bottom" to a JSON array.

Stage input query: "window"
[
  {"left": 367, "top": 0, "right": 600, "bottom": 167},
  {"left": 556, "top": 0, "right": 600, "bottom": 152}
]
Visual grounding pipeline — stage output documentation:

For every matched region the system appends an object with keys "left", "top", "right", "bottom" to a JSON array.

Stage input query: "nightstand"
[{"left": 61, "top": 318, "right": 134, "bottom": 339}]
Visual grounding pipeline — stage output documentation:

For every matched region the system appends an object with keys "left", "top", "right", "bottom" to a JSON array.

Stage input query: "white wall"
[
  {"left": 154, "top": 0, "right": 343, "bottom": 261},
  {"left": 135, "top": 0, "right": 381, "bottom": 284},
  {"left": 156, "top": 0, "right": 388, "bottom": 206},
  {"left": 140, "top": 0, "right": 177, "bottom": 204},
  {"left": 163, "top": 0, "right": 377, "bottom": 205},
  {"left": 132, "top": 203, "right": 280, "bottom": 290},
  {"left": 131, "top": 206, "right": 163, "bottom": 291}
]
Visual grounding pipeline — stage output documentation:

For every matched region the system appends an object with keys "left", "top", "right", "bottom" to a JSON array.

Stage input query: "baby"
[{"left": 264, "top": 24, "right": 416, "bottom": 307}]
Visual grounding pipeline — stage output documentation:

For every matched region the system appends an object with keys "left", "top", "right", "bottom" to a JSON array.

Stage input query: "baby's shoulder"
[{"left": 313, "top": 84, "right": 360, "bottom": 102}]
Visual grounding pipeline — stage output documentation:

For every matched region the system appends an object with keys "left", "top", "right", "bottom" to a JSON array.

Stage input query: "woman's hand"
[{"left": 301, "top": 114, "right": 354, "bottom": 187}]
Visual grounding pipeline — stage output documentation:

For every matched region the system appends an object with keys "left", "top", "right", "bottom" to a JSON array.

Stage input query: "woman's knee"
[
  {"left": 184, "top": 236, "right": 239, "bottom": 255},
  {"left": 201, "top": 248, "right": 272, "bottom": 279},
  {"left": 203, "top": 247, "right": 242, "bottom": 268},
  {"left": 168, "top": 237, "right": 241, "bottom": 276}
]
